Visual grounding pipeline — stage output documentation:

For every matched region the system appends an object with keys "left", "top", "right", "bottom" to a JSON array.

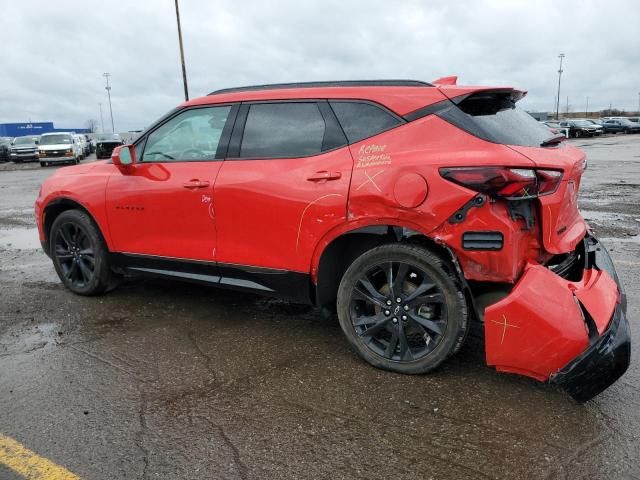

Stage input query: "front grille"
[
  {"left": 462, "top": 231, "right": 504, "bottom": 250},
  {"left": 43, "top": 150, "right": 66, "bottom": 157}
]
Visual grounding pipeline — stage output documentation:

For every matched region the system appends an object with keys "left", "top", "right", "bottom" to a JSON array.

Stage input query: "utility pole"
[
  {"left": 103, "top": 73, "right": 115, "bottom": 133},
  {"left": 566, "top": 96, "right": 569, "bottom": 116},
  {"left": 637, "top": 92, "right": 639, "bottom": 115},
  {"left": 174, "top": 0, "right": 189, "bottom": 101},
  {"left": 585, "top": 96, "right": 589, "bottom": 118},
  {"left": 555, "top": 53, "right": 565, "bottom": 120},
  {"left": 98, "top": 103, "right": 105, "bottom": 134}
]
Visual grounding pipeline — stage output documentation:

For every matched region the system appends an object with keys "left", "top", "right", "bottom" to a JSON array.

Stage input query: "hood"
[
  {"left": 11, "top": 143, "right": 38, "bottom": 149},
  {"left": 53, "top": 160, "right": 109, "bottom": 177},
  {"left": 39, "top": 144, "right": 74, "bottom": 151}
]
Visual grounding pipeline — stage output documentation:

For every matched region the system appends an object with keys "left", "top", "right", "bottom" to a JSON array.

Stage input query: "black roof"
[{"left": 208, "top": 80, "right": 433, "bottom": 96}]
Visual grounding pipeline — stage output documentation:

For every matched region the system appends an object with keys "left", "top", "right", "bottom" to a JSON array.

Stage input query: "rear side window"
[
  {"left": 240, "top": 103, "right": 325, "bottom": 158},
  {"left": 439, "top": 92, "right": 555, "bottom": 147},
  {"left": 330, "top": 101, "right": 401, "bottom": 143}
]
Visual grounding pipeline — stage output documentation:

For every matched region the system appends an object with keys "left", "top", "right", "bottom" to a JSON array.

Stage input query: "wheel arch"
[
  {"left": 313, "top": 222, "right": 458, "bottom": 308},
  {"left": 43, "top": 197, "right": 109, "bottom": 255}
]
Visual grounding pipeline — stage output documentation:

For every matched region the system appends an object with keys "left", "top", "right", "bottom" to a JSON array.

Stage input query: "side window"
[
  {"left": 142, "top": 106, "right": 231, "bottom": 162},
  {"left": 330, "top": 101, "right": 401, "bottom": 143},
  {"left": 240, "top": 103, "right": 325, "bottom": 158}
]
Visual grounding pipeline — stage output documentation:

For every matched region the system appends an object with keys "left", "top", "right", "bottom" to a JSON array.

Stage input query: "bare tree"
[{"left": 85, "top": 119, "right": 98, "bottom": 133}]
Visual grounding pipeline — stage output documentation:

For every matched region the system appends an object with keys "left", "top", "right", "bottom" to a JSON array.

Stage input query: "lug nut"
[
  {"left": 396, "top": 297, "right": 402, "bottom": 303},
  {"left": 403, "top": 305, "right": 409, "bottom": 311},
  {"left": 401, "top": 315, "right": 407, "bottom": 321},
  {"left": 384, "top": 310, "right": 390, "bottom": 316},
  {"left": 392, "top": 318, "right": 398, "bottom": 324},
  {"left": 386, "top": 300, "right": 392, "bottom": 306}
]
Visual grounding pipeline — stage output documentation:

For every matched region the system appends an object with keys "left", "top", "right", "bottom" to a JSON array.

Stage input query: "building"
[
  {"left": 527, "top": 111, "right": 551, "bottom": 121},
  {"left": 0, "top": 122, "right": 90, "bottom": 138}
]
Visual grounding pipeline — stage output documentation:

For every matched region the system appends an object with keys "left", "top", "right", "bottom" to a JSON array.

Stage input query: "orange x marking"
[{"left": 490, "top": 314, "right": 520, "bottom": 344}]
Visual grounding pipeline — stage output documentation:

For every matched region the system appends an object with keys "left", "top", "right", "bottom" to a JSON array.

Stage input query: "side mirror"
[{"left": 112, "top": 144, "right": 136, "bottom": 169}]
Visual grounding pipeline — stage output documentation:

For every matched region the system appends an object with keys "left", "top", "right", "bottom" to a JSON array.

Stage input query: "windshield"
[
  {"left": 570, "top": 120, "right": 592, "bottom": 127},
  {"left": 96, "top": 134, "right": 121, "bottom": 142},
  {"left": 13, "top": 136, "right": 37, "bottom": 145},
  {"left": 40, "top": 134, "right": 72, "bottom": 145},
  {"left": 439, "top": 92, "right": 555, "bottom": 147}
]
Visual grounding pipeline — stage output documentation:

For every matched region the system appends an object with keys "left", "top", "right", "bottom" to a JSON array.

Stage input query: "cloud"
[{"left": 1, "top": 0, "right": 639, "bottom": 131}]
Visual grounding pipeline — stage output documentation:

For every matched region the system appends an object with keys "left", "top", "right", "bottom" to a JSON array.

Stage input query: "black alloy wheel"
[
  {"left": 54, "top": 222, "right": 96, "bottom": 290},
  {"left": 337, "top": 244, "right": 467, "bottom": 374},
  {"left": 50, "top": 210, "right": 118, "bottom": 295}
]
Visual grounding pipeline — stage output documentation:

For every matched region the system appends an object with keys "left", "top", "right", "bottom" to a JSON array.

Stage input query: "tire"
[
  {"left": 49, "top": 210, "right": 115, "bottom": 296},
  {"left": 40, "top": 161, "right": 46, "bottom": 167},
  {"left": 336, "top": 244, "right": 468, "bottom": 374}
]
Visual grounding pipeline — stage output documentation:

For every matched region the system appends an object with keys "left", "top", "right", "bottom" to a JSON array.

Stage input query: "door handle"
[
  {"left": 306, "top": 171, "right": 342, "bottom": 182},
  {"left": 183, "top": 179, "right": 210, "bottom": 189}
]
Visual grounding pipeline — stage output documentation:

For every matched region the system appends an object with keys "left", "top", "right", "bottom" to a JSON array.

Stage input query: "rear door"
[
  {"left": 106, "top": 105, "right": 236, "bottom": 261},
  {"left": 213, "top": 101, "right": 352, "bottom": 273}
]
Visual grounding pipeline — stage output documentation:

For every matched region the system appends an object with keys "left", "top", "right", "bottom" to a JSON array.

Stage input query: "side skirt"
[{"left": 109, "top": 253, "right": 313, "bottom": 304}]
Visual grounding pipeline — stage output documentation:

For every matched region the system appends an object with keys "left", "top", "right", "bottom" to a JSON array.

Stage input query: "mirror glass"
[{"left": 119, "top": 146, "right": 133, "bottom": 165}]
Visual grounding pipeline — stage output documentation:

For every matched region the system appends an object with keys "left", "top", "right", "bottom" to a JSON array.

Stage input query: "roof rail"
[{"left": 208, "top": 80, "right": 433, "bottom": 96}]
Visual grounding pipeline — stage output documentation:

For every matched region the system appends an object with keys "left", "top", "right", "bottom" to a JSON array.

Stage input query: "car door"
[
  {"left": 213, "top": 101, "right": 352, "bottom": 276},
  {"left": 105, "top": 105, "right": 236, "bottom": 262}
]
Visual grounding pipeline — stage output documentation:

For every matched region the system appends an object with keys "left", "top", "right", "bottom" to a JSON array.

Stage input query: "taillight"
[{"left": 440, "top": 167, "right": 563, "bottom": 200}]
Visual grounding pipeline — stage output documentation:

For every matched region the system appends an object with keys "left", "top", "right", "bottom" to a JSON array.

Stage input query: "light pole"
[
  {"left": 555, "top": 53, "right": 565, "bottom": 120},
  {"left": 586, "top": 96, "right": 589, "bottom": 118},
  {"left": 98, "top": 102, "right": 105, "bottom": 134},
  {"left": 637, "top": 92, "right": 639, "bottom": 115},
  {"left": 174, "top": 0, "right": 189, "bottom": 101},
  {"left": 103, "top": 72, "right": 115, "bottom": 133}
]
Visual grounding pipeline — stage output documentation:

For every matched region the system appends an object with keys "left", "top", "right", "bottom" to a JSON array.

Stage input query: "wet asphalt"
[{"left": 0, "top": 136, "right": 639, "bottom": 480}]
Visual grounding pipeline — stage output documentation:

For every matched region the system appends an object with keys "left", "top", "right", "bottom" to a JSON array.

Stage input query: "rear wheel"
[
  {"left": 336, "top": 244, "right": 467, "bottom": 374},
  {"left": 50, "top": 210, "right": 115, "bottom": 295}
]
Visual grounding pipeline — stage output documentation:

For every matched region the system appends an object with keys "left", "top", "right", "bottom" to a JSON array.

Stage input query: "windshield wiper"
[{"left": 540, "top": 135, "right": 565, "bottom": 147}]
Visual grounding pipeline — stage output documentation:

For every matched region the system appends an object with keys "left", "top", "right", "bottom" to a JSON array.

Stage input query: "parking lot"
[{"left": 0, "top": 135, "right": 639, "bottom": 479}]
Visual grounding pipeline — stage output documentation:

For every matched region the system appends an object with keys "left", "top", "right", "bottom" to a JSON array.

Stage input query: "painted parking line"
[{"left": 0, "top": 434, "right": 80, "bottom": 480}]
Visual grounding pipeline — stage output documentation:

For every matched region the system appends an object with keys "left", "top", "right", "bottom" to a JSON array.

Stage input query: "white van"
[
  {"left": 73, "top": 134, "right": 87, "bottom": 159},
  {"left": 38, "top": 132, "right": 81, "bottom": 167}
]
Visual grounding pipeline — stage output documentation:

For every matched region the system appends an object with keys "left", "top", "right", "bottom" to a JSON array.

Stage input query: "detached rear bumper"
[
  {"left": 550, "top": 236, "right": 630, "bottom": 402},
  {"left": 484, "top": 233, "right": 630, "bottom": 402},
  {"left": 551, "top": 302, "right": 630, "bottom": 402}
]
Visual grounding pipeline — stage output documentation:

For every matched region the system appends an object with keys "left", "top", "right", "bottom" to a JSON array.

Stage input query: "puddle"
[{"left": 0, "top": 228, "right": 41, "bottom": 250}]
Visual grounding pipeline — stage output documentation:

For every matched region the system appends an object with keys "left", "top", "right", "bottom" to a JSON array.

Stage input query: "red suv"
[{"left": 35, "top": 78, "right": 630, "bottom": 402}]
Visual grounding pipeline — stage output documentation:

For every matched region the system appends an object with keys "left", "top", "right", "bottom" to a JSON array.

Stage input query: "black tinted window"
[
  {"left": 330, "top": 102, "right": 401, "bottom": 143},
  {"left": 240, "top": 103, "right": 325, "bottom": 158}
]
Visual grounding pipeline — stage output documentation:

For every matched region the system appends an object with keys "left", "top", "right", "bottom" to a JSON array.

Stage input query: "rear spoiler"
[{"left": 431, "top": 76, "right": 458, "bottom": 86}]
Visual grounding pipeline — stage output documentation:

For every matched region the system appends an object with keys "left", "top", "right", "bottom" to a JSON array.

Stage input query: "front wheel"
[
  {"left": 50, "top": 210, "right": 115, "bottom": 295},
  {"left": 336, "top": 244, "right": 468, "bottom": 374}
]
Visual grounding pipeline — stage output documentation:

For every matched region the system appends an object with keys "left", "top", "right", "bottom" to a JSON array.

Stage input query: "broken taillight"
[{"left": 440, "top": 167, "right": 563, "bottom": 200}]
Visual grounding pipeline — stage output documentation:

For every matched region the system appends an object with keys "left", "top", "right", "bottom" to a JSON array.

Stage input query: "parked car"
[
  {"left": 73, "top": 134, "right": 87, "bottom": 159},
  {"left": 558, "top": 119, "right": 600, "bottom": 137},
  {"left": 627, "top": 117, "right": 639, "bottom": 123},
  {"left": 85, "top": 134, "right": 95, "bottom": 153},
  {"left": 95, "top": 133, "right": 123, "bottom": 159},
  {"left": 579, "top": 119, "right": 604, "bottom": 135},
  {"left": 0, "top": 137, "right": 11, "bottom": 162},
  {"left": 542, "top": 120, "right": 568, "bottom": 137},
  {"left": 10, "top": 135, "right": 40, "bottom": 162},
  {"left": 603, "top": 118, "right": 640, "bottom": 134},
  {"left": 34, "top": 78, "right": 629, "bottom": 402},
  {"left": 38, "top": 132, "right": 81, "bottom": 166}
]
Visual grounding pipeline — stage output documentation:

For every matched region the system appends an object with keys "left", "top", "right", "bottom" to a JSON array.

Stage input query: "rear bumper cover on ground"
[
  {"left": 550, "top": 236, "right": 630, "bottom": 402},
  {"left": 551, "top": 302, "right": 630, "bottom": 402},
  {"left": 484, "top": 233, "right": 630, "bottom": 402}
]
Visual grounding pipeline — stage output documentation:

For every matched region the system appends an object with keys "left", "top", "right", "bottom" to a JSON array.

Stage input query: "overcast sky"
[{"left": 1, "top": 0, "right": 639, "bottom": 131}]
